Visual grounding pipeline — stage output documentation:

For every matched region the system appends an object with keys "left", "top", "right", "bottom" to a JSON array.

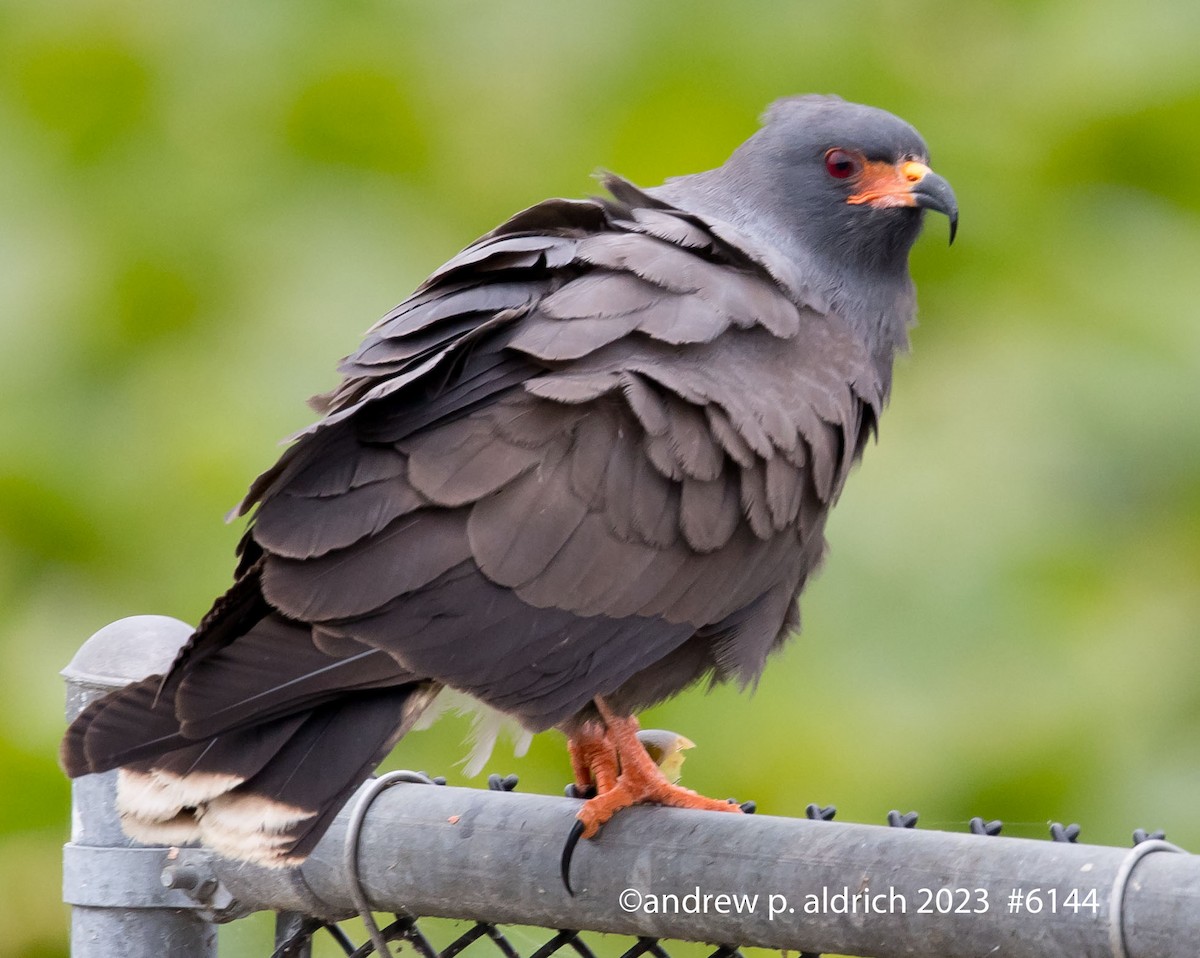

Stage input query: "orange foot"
[{"left": 561, "top": 697, "right": 746, "bottom": 894}]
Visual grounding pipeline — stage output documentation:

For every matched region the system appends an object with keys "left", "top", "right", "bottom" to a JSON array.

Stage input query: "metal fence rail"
[{"left": 63, "top": 617, "right": 1200, "bottom": 958}]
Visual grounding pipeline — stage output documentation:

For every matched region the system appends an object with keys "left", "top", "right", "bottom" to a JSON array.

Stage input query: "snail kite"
[{"left": 62, "top": 94, "right": 957, "bottom": 868}]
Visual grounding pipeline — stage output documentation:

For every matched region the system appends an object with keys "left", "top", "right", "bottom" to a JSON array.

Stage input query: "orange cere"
[{"left": 847, "top": 160, "right": 932, "bottom": 208}]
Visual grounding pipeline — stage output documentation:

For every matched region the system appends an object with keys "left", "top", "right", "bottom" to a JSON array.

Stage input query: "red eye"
[{"left": 824, "top": 148, "right": 859, "bottom": 179}]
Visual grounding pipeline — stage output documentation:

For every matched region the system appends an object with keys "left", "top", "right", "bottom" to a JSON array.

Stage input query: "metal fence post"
[{"left": 62, "top": 615, "right": 220, "bottom": 958}]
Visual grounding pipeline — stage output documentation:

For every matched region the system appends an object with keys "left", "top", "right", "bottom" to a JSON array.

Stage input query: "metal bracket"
[{"left": 63, "top": 844, "right": 240, "bottom": 919}]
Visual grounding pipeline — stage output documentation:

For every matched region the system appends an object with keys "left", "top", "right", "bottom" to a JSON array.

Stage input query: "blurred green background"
[{"left": 2, "top": 0, "right": 1199, "bottom": 954}]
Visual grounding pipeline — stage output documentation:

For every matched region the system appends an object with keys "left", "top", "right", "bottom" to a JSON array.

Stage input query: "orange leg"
[
  {"left": 572, "top": 697, "right": 743, "bottom": 839},
  {"left": 566, "top": 721, "right": 619, "bottom": 796}
]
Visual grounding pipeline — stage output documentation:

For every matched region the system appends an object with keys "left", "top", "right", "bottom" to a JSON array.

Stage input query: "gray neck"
[{"left": 648, "top": 166, "right": 920, "bottom": 383}]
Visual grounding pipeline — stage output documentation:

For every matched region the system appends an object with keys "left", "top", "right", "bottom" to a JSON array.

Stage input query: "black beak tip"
[{"left": 911, "top": 171, "right": 958, "bottom": 247}]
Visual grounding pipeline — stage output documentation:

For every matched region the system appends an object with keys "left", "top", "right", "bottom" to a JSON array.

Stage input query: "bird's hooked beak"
[{"left": 848, "top": 159, "right": 958, "bottom": 245}]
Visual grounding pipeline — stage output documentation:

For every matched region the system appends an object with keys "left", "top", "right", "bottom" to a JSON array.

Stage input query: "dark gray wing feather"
[{"left": 229, "top": 175, "right": 885, "bottom": 729}]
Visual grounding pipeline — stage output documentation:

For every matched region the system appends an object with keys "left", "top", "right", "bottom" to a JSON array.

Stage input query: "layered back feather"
[{"left": 62, "top": 168, "right": 905, "bottom": 866}]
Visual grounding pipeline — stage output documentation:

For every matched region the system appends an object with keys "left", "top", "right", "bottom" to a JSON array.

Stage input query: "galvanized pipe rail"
[{"left": 63, "top": 617, "right": 1200, "bottom": 958}]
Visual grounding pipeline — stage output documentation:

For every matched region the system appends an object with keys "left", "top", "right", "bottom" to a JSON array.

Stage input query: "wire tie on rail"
[
  {"left": 344, "top": 771, "right": 437, "bottom": 957},
  {"left": 1108, "top": 838, "right": 1186, "bottom": 958}
]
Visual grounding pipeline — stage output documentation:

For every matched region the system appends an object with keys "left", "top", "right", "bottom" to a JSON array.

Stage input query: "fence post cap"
[{"left": 62, "top": 615, "right": 194, "bottom": 688}]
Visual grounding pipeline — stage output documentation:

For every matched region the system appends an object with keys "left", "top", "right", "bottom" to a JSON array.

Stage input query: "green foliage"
[{"left": 1, "top": 1, "right": 1197, "bottom": 955}]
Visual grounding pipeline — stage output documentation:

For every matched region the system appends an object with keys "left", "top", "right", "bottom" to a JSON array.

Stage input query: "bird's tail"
[
  {"left": 61, "top": 580, "right": 437, "bottom": 866},
  {"left": 65, "top": 676, "right": 434, "bottom": 865}
]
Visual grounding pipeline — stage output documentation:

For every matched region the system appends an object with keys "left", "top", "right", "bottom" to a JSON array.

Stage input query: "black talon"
[
  {"left": 561, "top": 819, "right": 586, "bottom": 897},
  {"left": 887, "top": 810, "right": 919, "bottom": 829},
  {"left": 565, "top": 783, "right": 597, "bottom": 800},
  {"left": 739, "top": 801, "right": 756, "bottom": 814},
  {"left": 805, "top": 803, "right": 836, "bottom": 821},
  {"left": 969, "top": 817, "right": 1003, "bottom": 836}
]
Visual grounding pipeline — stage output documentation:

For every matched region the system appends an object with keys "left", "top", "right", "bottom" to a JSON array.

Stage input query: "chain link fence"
[
  {"left": 269, "top": 912, "right": 755, "bottom": 958},
  {"left": 63, "top": 617, "right": 1200, "bottom": 958}
]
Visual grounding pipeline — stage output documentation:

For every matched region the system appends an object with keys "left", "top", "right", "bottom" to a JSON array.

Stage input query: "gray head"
[{"left": 656, "top": 94, "right": 957, "bottom": 279}]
